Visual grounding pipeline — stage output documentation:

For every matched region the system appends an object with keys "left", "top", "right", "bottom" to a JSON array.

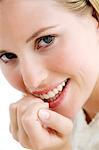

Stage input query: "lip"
[
  {"left": 48, "top": 79, "right": 70, "bottom": 109},
  {"left": 31, "top": 79, "right": 68, "bottom": 95}
]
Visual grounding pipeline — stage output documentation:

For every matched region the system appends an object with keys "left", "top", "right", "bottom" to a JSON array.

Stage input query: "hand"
[{"left": 9, "top": 94, "right": 73, "bottom": 150}]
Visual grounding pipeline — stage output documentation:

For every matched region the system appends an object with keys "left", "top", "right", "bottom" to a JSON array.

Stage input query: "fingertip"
[{"left": 38, "top": 109, "right": 50, "bottom": 122}]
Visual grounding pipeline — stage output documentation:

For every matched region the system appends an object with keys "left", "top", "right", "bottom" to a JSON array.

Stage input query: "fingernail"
[{"left": 38, "top": 109, "right": 50, "bottom": 121}]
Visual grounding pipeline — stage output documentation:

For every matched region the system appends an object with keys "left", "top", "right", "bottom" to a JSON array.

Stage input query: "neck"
[{"left": 83, "top": 79, "right": 99, "bottom": 122}]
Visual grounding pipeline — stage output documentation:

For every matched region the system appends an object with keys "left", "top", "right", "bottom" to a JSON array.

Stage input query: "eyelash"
[
  {"left": 0, "top": 53, "right": 17, "bottom": 64},
  {"left": 35, "top": 35, "right": 55, "bottom": 50},
  {"left": 0, "top": 35, "right": 56, "bottom": 64}
]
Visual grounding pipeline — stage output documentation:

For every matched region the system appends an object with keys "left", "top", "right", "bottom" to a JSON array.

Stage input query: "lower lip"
[{"left": 48, "top": 79, "right": 70, "bottom": 109}]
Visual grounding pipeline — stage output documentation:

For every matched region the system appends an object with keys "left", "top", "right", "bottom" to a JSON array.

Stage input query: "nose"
[{"left": 20, "top": 54, "right": 48, "bottom": 92}]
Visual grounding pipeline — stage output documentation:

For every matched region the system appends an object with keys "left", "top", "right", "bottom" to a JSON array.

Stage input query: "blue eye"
[
  {"left": 36, "top": 35, "right": 55, "bottom": 49},
  {"left": 0, "top": 52, "right": 17, "bottom": 63}
]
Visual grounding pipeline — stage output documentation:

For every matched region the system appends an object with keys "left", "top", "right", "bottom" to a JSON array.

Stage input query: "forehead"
[
  {"left": 0, "top": 0, "right": 58, "bottom": 43},
  {"left": 1, "top": 0, "right": 62, "bottom": 34},
  {"left": 1, "top": 0, "right": 57, "bottom": 22},
  {"left": 1, "top": 0, "right": 70, "bottom": 29},
  {"left": 0, "top": 0, "right": 75, "bottom": 49}
]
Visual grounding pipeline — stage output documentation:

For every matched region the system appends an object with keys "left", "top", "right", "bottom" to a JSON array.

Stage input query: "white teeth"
[
  {"left": 40, "top": 94, "right": 44, "bottom": 99},
  {"left": 48, "top": 91, "right": 55, "bottom": 98},
  {"left": 53, "top": 88, "right": 59, "bottom": 94},
  {"left": 43, "top": 94, "right": 49, "bottom": 99},
  {"left": 57, "top": 84, "right": 63, "bottom": 91},
  {"left": 61, "top": 81, "right": 65, "bottom": 86},
  {"left": 34, "top": 94, "right": 39, "bottom": 97},
  {"left": 34, "top": 80, "right": 68, "bottom": 101}
]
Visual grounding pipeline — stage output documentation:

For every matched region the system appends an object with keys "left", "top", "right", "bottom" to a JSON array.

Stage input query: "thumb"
[{"left": 38, "top": 109, "right": 73, "bottom": 136}]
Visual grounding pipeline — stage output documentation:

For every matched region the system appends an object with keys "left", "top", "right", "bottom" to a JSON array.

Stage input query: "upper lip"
[{"left": 31, "top": 79, "right": 68, "bottom": 95}]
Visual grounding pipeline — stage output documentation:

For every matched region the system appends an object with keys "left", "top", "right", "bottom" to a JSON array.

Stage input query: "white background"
[{"left": 0, "top": 70, "right": 27, "bottom": 150}]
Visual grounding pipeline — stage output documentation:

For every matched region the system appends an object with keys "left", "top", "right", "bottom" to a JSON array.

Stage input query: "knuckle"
[
  {"left": 21, "top": 113, "right": 32, "bottom": 127},
  {"left": 21, "top": 102, "right": 48, "bottom": 126},
  {"left": 17, "top": 103, "right": 26, "bottom": 116},
  {"left": 9, "top": 103, "right": 17, "bottom": 113},
  {"left": 17, "top": 97, "right": 44, "bottom": 116},
  {"left": 21, "top": 94, "right": 41, "bottom": 102},
  {"left": 32, "top": 101, "right": 48, "bottom": 111}
]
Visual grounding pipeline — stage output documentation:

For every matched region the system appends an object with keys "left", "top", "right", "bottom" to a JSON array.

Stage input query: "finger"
[
  {"left": 38, "top": 109, "right": 73, "bottom": 137},
  {"left": 21, "top": 102, "right": 49, "bottom": 149},
  {"left": 16, "top": 96, "right": 45, "bottom": 149},
  {"left": 17, "top": 100, "right": 33, "bottom": 149},
  {"left": 21, "top": 94, "right": 43, "bottom": 103},
  {"left": 9, "top": 103, "right": 18, "bottom": 141}
]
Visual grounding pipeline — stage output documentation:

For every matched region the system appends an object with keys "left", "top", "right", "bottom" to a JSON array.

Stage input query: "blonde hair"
[
  {"left": 56, "top": 0, "right": 99, "bottom": 20},
  {"left": 89, "top": 0, "right": 99, "bottom": 14}
]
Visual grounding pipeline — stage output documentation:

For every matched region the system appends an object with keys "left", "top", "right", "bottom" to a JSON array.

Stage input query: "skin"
[{"left": 0, "top": 0, "right": 99, "bottom": 149}]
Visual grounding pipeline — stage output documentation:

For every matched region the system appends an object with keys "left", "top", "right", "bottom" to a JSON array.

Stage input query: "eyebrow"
[
  {"left": 0, "top": 25, "right": 59, "bottom": 53},
  {"left": 26, "top": 25, "right": 59, "bottom": 43}
]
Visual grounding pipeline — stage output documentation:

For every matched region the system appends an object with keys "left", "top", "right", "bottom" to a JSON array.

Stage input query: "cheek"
[
  {"left": 1, "top": 66, "right": 25, "bottom": 93},
  {"left": 45, "top": 40, "right": 98, "bottom": 110},
  {"left": 45, "top": 46, "right": 83, "bottom": 76},
  {"left": 46, "top": 34, "right": 98, "bottom": 78},
  {"left": 50, "top": 45, "right": 98, "bottom": 90}
]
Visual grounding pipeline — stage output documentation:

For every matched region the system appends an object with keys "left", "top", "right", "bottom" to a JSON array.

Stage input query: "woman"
[{"left": 0, "top": 0, "right": 99, "bottom": 149}]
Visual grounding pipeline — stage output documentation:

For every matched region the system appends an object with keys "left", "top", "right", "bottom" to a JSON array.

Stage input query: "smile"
[{"left": 33, "top": 78, "right": 70, "bottom": 103}]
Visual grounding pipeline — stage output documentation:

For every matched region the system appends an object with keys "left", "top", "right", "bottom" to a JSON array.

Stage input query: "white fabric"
[{"left": 72, "top": 110, "right": 99, "bottom": 150}]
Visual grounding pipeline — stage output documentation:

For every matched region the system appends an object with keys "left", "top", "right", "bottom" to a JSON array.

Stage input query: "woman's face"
[{"left": 0, "top": 0, "right": 99, "bottom": 119}]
